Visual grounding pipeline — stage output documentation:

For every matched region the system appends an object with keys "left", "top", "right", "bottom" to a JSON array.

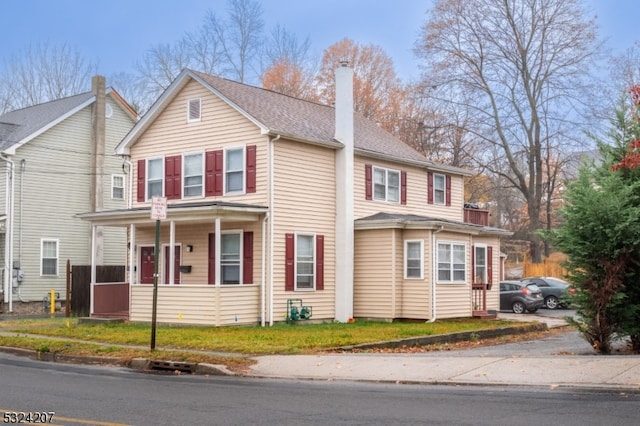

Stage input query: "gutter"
[
  {"left": 427, "top": 225, "right": 445, "bottom": 323},
  {"left": 268, "top": 134, "right": 280, "bottom": 326},
  {"left": 0, "top": 153, "right": 14, "bottom": 312}
]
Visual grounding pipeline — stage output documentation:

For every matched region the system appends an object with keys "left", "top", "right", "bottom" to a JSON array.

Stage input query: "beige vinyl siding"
[
  {"left": 435, "top": 232, "right": 473, "bottom": 318},
  {"left": 400, "top": 229, "right": 431, "bottom": 319},
  {"left": 131, "top": 80, "right": 268, "bottom": 207},
  {"left": 130, "top": 284, "right": 260, "bottom": 326},
  {"left": 271, "top": 139, "right": 336, "bottom": 322},
  {"left": 354, "top": 228, "right": 400, "bottom": 320},
  {"left": 134, "top": 221, "right": 262, "bottom": 286},
  {"left": 472, "top": 236, "right": 500, "bottom": 312},
  {"left": 354, "top": 155, "right": 464, "bottom": 222}
]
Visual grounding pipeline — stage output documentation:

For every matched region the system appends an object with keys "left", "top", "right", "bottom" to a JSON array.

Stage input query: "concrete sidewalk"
[{"left": 247, "top": 313, "right": 640, "bottom": 391}]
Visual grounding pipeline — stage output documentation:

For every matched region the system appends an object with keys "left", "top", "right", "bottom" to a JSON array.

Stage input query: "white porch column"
[
  {"left": 128, "top": 224, "right": 136, "bottom": 285},
  {"left": 90, "top": 225, "right": 97, "bottom": 284},
  {"left": 215, "top": 217, "right": 221, "bottom": 285},
  {"left": 169, "top": 220, "right": 175, "bottom": 284}
]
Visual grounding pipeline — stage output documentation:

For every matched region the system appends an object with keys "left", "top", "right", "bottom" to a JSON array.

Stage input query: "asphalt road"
[{"left": 1, "top": 352, "right": 638, "bottom": 426}]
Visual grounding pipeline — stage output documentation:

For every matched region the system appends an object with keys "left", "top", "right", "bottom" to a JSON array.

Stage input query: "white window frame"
[
  {"left": 373, "top": 166, "right": 400, "bottom": 203},
  {"left": 182, "top": 151, "right": 204, "bottom": 198},
  {"left": 187, "top": 98, "right": 201, "bottom": 123},
  {"left": 433, "top": 173, "right": 446, "bottom": 205},
  {"left": 474, "top": 244, "right": 487, "bottom": 284},
  {"left": 224, "top": 146, "right": 246, "bottom": 195},
  {"left": 146, "top": 157, "right": 164, "bottom": 201},
  {"left": 295, "top": 233, "right": 316, "bottom": 291},
  {"left": 404, "top": 240, "right": 424, "bottom": 279},
  {"left": 111, "top": 174, "right": 125, "bottom": 200},
  {"left": 220, "top": 230, "right": 243, "bottom": 285},
  {"left": 437, "top": 241, "right": 466, "bottom": 283},
  {"left": 40, "top": 238, "right": 59, "bottom": 276}
]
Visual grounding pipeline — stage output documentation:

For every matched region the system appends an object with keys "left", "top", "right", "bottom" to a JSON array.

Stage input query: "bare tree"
[
  {"left": 0, "top": 42, "right": 97, "bottom": 113},
  {"left": 415, "top": 0, "right": 602, "bottom": 262},
  {"left": 202, "top": 0, "right": 265, "bottom": 83}
]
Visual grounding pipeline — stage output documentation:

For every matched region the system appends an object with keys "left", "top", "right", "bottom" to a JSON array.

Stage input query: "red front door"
[
  {"left": 140, "top": 246, "right": 155, "bottom": 284},
  {"left": 164, "top": 245, "right": 181, "bottom": 284}
]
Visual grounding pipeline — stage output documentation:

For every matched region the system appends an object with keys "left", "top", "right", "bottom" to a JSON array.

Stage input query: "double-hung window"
[
  {"left": 225, "top": 148, "right": 244, "bottom": 194},
  {"left": 221, "top": 233, "right": 241, "bottom": 284},
  {"left": 433, "top": 173, "right": 446, "bottom": 205},
  {"left": 405, "top": 240, "right": 423, "bottom": 279},
  {"left": 41, "top": 239, "right": 59, "bottom": 276},
  {"left": 183, "top": 153, "right": 203, "bottom": 197},
  {"left": 373, "top": 167, "right": 400, "bottom": 203},
  {"left": 147, "top": 158, "right": 163, "bottom": 199},
  {"left": 296, "top": 234, "right": 315, "bottom": 290},
  {"left": 474, "top": 244, "right": 487, "bottom": 283},
  {"left": 111, "top": 175, "right": 124, "bottom": 200},
  {"left": 437, "top": 242, "right": 466, "bottom": 282}
]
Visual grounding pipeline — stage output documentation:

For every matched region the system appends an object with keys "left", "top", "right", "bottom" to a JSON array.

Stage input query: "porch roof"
[
  {"left": 75, "top": 201, "right": 268, "bottom": 227},
  {"left": 354, "top": 212, "right": 512, "bottom": 237}
]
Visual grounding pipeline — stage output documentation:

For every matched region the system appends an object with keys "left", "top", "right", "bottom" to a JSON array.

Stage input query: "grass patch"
[{"left": 1, "top": 317, "right": 520, "bottom": 355}]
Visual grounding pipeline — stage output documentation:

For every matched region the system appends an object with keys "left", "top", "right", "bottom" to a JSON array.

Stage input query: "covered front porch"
[{"left": 77, "top": 201, "right": 269, "bottom": 326}]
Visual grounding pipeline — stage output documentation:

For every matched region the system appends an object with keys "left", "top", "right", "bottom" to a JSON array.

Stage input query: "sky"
[{"left": 0, "top": 0, "right": 638, "bottom": 86}]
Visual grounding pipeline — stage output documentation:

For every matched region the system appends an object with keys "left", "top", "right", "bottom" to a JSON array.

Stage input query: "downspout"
[
  {"left": 18, "top": 159, "right": 25, "bottom": 269},
  {"left": 260, "top": 212, "right": 268, "bottom": 327},
  {"left": 268, "top": 134, "right": 280, "bottom": 326},
  {"left": 0, "top": 154, "right": 14, "bottom": 312},
  {"left": 427, "top": 225, "right": 445, "bottom": 323},
  {"left": 122, "top": 158, "right": 133, "bottom": 209}
]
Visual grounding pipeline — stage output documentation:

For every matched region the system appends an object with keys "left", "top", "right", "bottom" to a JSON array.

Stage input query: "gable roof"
[
  {"left": 0, "top": 88, "right": 137, "bottom": 155},
  {"left": 117, "top": 68, "right": 470, "bottom": 176}
]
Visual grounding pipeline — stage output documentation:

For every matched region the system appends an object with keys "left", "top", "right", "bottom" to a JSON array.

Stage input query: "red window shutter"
[
  {"left": 316, "top": 234, "right": 324, "bottom": 290},
  {"left": 365, "top": 164, "right": 372, "bottom": 200},
  {"left": 137, "top": 159, "right": 146, "bottom": 202},
  {"left": 471, "top": 245, "right": 476, "bottom": 284},
  {"left": 400, "top": 171, "right": 407, "bottom": 205},
  {"left": 164, "top": 155, "right": 182, "bottom": 200},
  {"left": 205, "top": 150, "right": 223, "bottom": 196},
  {"left": 208, "top": 233, "right": 215, "bottom": 285},
  {"left": 246, "top": 145, "right": 256, "bottom": 193},
  {"left": 487, "top": 246, "right": 493, "bottom": 284},
  {"left": 285, "top": 233, "right": 295, "bottom": 291},
  {"left": 427, "top": 172, "right": 433, "bottom": 204},
  {"left": 446, "top": 175, "right": 452, "bottom": 206},
  {"left": 243, "top": 231, "right": 253, "bottom": 284}
]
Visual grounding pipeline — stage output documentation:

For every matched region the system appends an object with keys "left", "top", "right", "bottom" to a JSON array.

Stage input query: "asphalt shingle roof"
[
  {"left": 192, "top": 70, "right": 437, "bottom": 166},
  {"left": 0, "top": 92, "right": 94, "bottom": 151}
]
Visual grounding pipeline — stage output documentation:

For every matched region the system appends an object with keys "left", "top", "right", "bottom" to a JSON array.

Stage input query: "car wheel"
[
  {"left": 545, "top": 296, "right": 559, "bottom": 310},
  {"left": 512, "top": 301, "right": 526, "bottom": 314}
]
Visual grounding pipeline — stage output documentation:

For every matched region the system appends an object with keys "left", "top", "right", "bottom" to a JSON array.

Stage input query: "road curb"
[{"left": 336, "top": 323, "right": 548, "bottom": 351}]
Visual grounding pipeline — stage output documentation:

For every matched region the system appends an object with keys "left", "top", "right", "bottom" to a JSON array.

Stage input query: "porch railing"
[
  {"left": 464, "top": 208, "right": 490, "bottom": 226},
  {"left": 92, "top": 282, "right": 129, "bottom": 319}
]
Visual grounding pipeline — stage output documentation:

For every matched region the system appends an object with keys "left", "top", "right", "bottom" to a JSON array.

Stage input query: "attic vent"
[{"left": 188, "top": 98, "right": 201, "bottom": 122}]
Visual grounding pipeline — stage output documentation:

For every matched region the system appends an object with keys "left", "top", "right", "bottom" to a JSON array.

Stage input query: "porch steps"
[{"left": 472, "top": 310, "right": 498, "bottom": 320}]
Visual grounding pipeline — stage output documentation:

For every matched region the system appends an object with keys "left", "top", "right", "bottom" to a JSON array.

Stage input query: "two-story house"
[
  {"left": 77, "top": 65, "right": 509, "bottom": 326},
  {"left": 0, "top": 77, "right": 138, "bottom": 313}
]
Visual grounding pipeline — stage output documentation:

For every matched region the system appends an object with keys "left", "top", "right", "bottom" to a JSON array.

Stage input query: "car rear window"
[{"left": 526, "top": 284, "right": 541, "bottom": 292}]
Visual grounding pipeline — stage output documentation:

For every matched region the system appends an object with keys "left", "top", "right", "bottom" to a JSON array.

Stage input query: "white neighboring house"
[{"left": 0, "top": 76, "right": 138, "bottom": 313}]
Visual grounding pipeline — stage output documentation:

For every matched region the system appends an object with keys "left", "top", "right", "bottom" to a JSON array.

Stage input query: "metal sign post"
[{"left": 150, "top": 197, "right": 167, "bottom": 351}]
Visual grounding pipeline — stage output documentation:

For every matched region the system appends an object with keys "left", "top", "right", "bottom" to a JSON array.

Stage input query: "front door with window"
[{"left": 140, "top": 246, "right": 155, "bottom": 284}]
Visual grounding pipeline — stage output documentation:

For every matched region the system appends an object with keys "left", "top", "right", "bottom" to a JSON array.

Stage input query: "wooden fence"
[{"left": 70, "top": 264, "right": 125, "bottom": 317}]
